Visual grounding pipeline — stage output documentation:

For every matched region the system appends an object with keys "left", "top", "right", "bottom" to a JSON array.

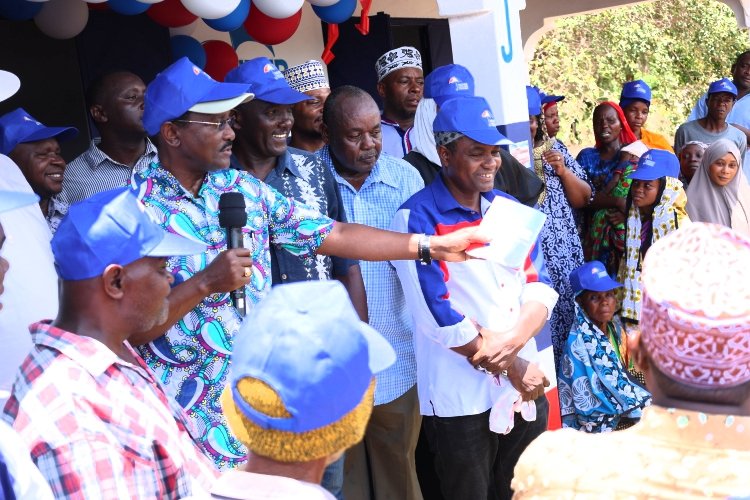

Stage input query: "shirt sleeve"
[
  {"left": 687, "top": 93, "right": 707, "bottom": 121},
  {"left": 520, "top": 237, "right": 559, "bottom": 320},
  {"left": 673, "top": 124, "right": 686, "bottom": 154},
  {"left": 320, "top": 160, "right": 356, "bottom": 277}
]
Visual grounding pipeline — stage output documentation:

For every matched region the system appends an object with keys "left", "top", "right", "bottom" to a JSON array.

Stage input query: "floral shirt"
[{"left": 131, "top": 162, "right": 334, "bottom": 469}]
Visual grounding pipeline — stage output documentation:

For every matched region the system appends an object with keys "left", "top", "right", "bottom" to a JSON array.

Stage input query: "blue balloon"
[
  {"left": 312, "top": 0, "right": 357, "bottom": 24},
  {"left": 108, "top": 0, "right": 151, "bottom": 16},
  {"left": 0, "top": 0, "right": 43, "bottom": 21},
  {"left": 170, "top": 34, "right": 206, "bottom": 70},
  {"left": 204, "top": 0, "right": 250, "bottom": 32}
]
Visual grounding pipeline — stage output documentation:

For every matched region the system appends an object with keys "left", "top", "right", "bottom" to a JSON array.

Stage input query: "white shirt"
[{"left": 188, "top": 470, "right": 335, "bottom": 500}]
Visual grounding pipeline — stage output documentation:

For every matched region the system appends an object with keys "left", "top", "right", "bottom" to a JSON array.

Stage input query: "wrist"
[{"left": 417, "top": 233, "right": 432, "bottom": 265}]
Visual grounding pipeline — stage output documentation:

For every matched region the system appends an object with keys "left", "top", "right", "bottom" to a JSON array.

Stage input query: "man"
[
  {"left": 204, "top": 281, "right": 395, "bottom": 499},
  {"left": 619, "top": 79, "right": 674, "bottom": 152},
  {"left": 319, "top": 85, "right": 424, "bottom": 500},
  {"left": 131, "top": 58, "right": 483, "bottom": 470},
  {"left": 689, "top": 50, "right": 750, "bottom": 142},
  {"left": 284, "top": 59, "right": 331, "bottom": 153},
  {"left": 0, "top": 108, "right": 77, "bottom": 232},
  {"left": 2, "top": 188, "right": 219, "bottom": 498},
  {"left": 63, "top": 71, "right": 157, "bottom": 204},
  {"left": 391, "top": 96, "right": 558, "bottom": 500},
  {"left": 513, "top": 222, "right": 750, "bottom": 498},
  {"left": 226, "top": 56, "right": 367, "bottom": 495},
  {"left": 674, "top": 78, "right": 747, "bottom": 169},
  {"left": 375, "top": 46, "right": 424, "bottom": 158}
]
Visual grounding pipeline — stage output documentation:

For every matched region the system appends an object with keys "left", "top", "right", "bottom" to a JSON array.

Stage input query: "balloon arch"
[{"left": 0, "top": 0, "right": 369, "bottom": 79}]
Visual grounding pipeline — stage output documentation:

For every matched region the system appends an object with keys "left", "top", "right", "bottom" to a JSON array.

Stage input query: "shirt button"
[{"left": 281, "top": 274, "right": 288, "bottom": 280}]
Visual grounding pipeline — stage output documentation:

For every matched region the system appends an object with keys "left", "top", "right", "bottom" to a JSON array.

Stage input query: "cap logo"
[
  {"left": 643, "top": 158, "right": 656, "bottom": 167},
  {"left": 481, "top": 109, "right": 495, "bottom": 127},
  {"left": 448, "top": 76, "right": 460, "bottom": 84},
  {"left": 596, "top": 270, "right": 608, "bottom": 278},
  {"left": 192, "top": 66, "right": 201, "bottom": 76}
]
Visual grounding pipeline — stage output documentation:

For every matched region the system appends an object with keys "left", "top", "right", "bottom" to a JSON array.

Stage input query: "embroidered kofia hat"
[
  {"left": 283, "top": 60, "right": 330, "bottom": 93},
  {"left": 375, "top": 46, "right": 422, "bottom": 82}
]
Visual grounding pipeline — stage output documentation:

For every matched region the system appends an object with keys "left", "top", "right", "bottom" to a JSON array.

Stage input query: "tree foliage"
[{"left": 529, "top": 0, "right": 749, "bottom": 150}]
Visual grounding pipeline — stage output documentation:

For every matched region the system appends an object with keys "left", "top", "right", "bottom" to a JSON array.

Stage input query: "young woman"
[
  {"left": 559, "top": 261, "right": 651, "bottom": 432},
  {"left": 677, "top": 140, "right": 707, "bottom": 186},
  {"left": 686, "top": 138, "right": 750, "bottom": 235},
  {"left": 619, "top": 80, "right": 674, "bottom": 152}
]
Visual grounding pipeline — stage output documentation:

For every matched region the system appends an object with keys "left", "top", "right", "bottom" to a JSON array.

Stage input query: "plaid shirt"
[{"left": 2, "top": 322, "right": 218, "bottom": 499}]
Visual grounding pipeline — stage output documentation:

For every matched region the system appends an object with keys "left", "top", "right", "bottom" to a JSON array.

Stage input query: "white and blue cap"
[
  {"left": 526, "top": 86, "right": 542, "bottom": 115},
  {"left": 0, "top": 191, "right": 38, "bottom": 214},
  {"left": 424, "top": 64, "right": 474, "bottom": 107},
  {"left": 628, "top": 149, "right": 680, "bottom": 181},
  {"left": 283, "top": 60, "right": 330, "bottom": 94},
  {"left": 433, "top": 96, "right": 511, "bottom": 146},
  {"left": 228, "top": 280, "right": 396, "bottom": 434},
  {"left": 226, "top": 57, "right": 309, "bottom": 105},
  {"left": 0, "top": 108, "right": 78, "bottom": 156},
  {"left": 570, "top": 261, "right": 622, "bottom": 295},
  {"left": 143, "top": 57, "right": 254, "bottom": 136},
  {"left": 620, "top": 79, "right": 652, "bottom": 106},
  {"left": 707, "top": 77, "right": 738, "bottom": 97}
]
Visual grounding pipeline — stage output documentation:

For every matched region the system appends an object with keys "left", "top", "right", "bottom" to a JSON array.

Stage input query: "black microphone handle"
[{"left": 226, "top": 226, "right": 246, "bottom": 317}]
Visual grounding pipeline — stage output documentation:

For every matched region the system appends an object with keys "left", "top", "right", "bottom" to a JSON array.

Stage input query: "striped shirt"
[
  {"left": 62, "top": 138, "right": 158, "bottom": 205},
  {"left": 320, "top": 146, "right": 423, "bottom": 405},
  {"left": 2, "top": 322, "right": 218, "bottom": 499}
]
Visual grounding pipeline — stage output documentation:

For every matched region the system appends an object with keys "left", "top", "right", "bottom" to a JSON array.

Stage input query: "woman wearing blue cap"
[
  {"left": 619, "top": 80, "right": 674, "bottom": 153},
  {"left": 559, "top": 261, "right": 651, "bottom": 432},
  {"left": 618, "top": 149, "right": 689, "bottom": 329}
]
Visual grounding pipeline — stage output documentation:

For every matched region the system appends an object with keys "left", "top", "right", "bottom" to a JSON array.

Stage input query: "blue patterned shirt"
[
  {"left": 131, "top": 162, "right": 333, "bottom": 469},
  {"left": 319, "top": 147, "right": 423, "bottom": 405}
]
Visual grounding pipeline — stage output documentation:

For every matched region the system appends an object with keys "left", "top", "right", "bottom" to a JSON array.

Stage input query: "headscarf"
[
  {"left": 619, "top": 176, "right": 689, "bottom": 322},
  {"left": 593, "top": 101, "right": 637, "bottom": 149},
  {"left": 410, "top": 97, "right": 441, "bottom": 165},
  {"left": 686, "top": 139, "right": 750, "bottom": 236}
]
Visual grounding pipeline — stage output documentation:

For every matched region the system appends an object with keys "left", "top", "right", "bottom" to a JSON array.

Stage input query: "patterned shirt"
[
  {"left": 320, "top": 147, "right": 423, "bottom": 405},
  {"left": 132, "top": 162, "right": 334, "bottom": 468},
  {"left": 1, "top": 322, "right": 218, "bottom": 499},
  {"left": 230, "top": 147, "right": 353, "bottom": 283},
  {"left": 45, "top": 195, "right": 68, "bottom": 234},
  {"left": 62, "top": 138, "right": 158, "bottom": 205}
]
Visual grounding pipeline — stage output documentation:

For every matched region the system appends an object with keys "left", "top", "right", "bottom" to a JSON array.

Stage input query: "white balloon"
[
  {"left": 180, "top": 0, "right": 241, "bottom": 19},
  {"left": 34, "top": 0, "right": 88, "bottom": 40},
  {"left": 253, "top": 0, "right": 304, "bottom": 19},
  {"left": 307, "top": 0, "right": 339, "bottom": 6}
]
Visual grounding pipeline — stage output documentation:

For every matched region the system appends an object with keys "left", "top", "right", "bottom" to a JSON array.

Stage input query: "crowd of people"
[{"left": 0, "top": 42, "right": 748, "bottom": 500}]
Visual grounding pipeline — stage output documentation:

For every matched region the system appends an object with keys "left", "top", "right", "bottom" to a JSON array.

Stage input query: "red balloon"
[
  {"left": 88, "top": 2, "right": 109, "bottom": 10},
  {"left": 202, "top": 40, "right": 238, "bottom": 81},
  {"left": 147, "top": 0, "right": 197, "bottom": 28},
  {"left": 243, "top": 5, "right": 301, "bottom": 46}
]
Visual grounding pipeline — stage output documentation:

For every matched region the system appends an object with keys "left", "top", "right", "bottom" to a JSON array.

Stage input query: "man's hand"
[
  {"left": 429, "top": 226, "right": 490, "bottom": 262},
  {"left": 507, "top": 357, "right": 549, "bottom": 401},
  {"left": 468, "top": 327, "right": 523, "bottom": 373},
  {"left": 195, "top": 248, "right": 253, "bottom": 294}
]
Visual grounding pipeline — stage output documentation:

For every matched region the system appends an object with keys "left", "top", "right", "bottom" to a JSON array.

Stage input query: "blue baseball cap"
[
  {"left": 707, "top": 77, "right": 738, "bottom": 97},
  {"left": 526, "top": 86, "right": 542, "bottom": 115},
  {"left": 433, "top": 96, "right": 511, "bottom": 146},
  {"left": 143, "top": 57, "right": 254, "bottom": 136},
  {"left": 620, "top": 79, "right": 652, "bottom": 105},
  {"left": 225, "top": 57, "right": 309, "bottom": 105},
  {"left": 228, "top": 280, "right": 396, "bottom": 434},
  {"left": 628, "top": 149, "right": 680, "bottom": 181},
  {"left": 424, "top": 64, "right": 475, "bottom": 107},
  {"left": 538, "top": 89, "right": 565, "bottom": 105},
  {"left": 0, "top": 108, "right": 78, "bottom": 156},
  {"left": 51, "top": 187, "right": 207, "bottom": 280},
  {"left": 569, "top": 261, "right": 622, "bottom": 295},
  {"left": 0, "top": 191, "right": 38, "bottom": 213}
]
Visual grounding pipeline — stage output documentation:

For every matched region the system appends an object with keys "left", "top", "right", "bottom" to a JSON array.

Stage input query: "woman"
[
  {"left": 559, "top": 261, "right": 651, "bottom": 432},
  {"left": 619, "top": 149, "right": 689, "bottom": 329},
  {"left": 577, "top": 102, "right": 638, "bottom": 275},
  {"left": 619, "top": 80, "right": 674, "bottom": 152},
  {"left": 686, "top": 139, "right": 750, "bottom": 235},
  {"left": 677, "top": 140, "right": 707, "bottom": 186},
  {"left": 528, "top": 86, "right": 593, "bottom": 369}
]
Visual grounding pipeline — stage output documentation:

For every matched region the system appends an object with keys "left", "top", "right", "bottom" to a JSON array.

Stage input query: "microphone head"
[{"left": 219, "top": 192, "right": 247, "bottom": 228}]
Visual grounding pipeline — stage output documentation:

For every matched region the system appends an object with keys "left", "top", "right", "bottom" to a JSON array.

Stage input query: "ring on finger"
[{"left": 243, "top": 266, "right": 251, "bottom": 278}]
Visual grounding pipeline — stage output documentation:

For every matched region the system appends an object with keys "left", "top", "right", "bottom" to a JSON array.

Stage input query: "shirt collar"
[
  {"left": 320, "top": 145, "right": 400, "bottom": 190},
  {"left": 85, "top": 138, "right": 158, "bottom": 171},
  {"left": 429, "top": 172, "right": 494, "bottom": 215},
  {"left": 137, "top": 161, "right": 212, "bottom": 200},
  {"left": 229, "top": 149, "right": 301, "bottom": 179}
]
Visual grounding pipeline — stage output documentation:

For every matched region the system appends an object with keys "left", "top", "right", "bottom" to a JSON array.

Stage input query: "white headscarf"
[
  {"left": 686, "top": 139, "right": 750, "bottom": 236},
  {"left": 409, "top": 98, "right": 441, "bottom": 166}
]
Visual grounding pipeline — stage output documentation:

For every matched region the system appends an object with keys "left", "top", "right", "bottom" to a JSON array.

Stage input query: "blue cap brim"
[
  {"left": 464, "top": 128, "right": 513, "bottom": 146},
  {"left": 146, "top": 231, "right": 207, "bottom": 258},
  {"left": 583, "top": 277, "right": 622, "bottom": 293},
  {"left": 0, "top": 191, "right": 39, "bottom": 213},
  {"left": 200, "top": 81, "right": 252, "bottom": 104},
  {"left": 628, "top": 168, "right": 676, "bottom": 181},
  {"left": 255, "top": 86, "right": 311, "bottom": 105},
  {"left": 20, "top": 125, "right": 78, "bottom": 145},
  {"left": 542, "top": 95, "right": 564, "bottom": 104}
]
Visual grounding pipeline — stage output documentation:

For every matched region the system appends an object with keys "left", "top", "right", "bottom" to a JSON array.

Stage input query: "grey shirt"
[{"left": 674, "top": 120, "right": 746, "bottom": 159}]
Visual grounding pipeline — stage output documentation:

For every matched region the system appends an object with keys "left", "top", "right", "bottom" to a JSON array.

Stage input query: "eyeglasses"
[{"left": 173, "top": 117, "right": 236, "bottom": 131}]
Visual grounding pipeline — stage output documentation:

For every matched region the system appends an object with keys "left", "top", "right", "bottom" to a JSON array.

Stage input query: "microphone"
[{"left": 218, "top": 192, "right": 247, "bottom": 317}]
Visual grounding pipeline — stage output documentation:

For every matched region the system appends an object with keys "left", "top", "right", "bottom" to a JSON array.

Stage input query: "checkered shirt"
[{"left": 1, "top": 322, "right": 218, "bottom": 499}]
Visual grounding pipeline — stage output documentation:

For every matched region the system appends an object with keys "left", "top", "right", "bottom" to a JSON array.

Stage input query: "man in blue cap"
[
  {"left": 2, "top": 188, "right": 219, "bottom": 498},
  {"left": 391, "top": 95, "right": 558, "bottom": 500},
  {"left": 675, "top": 78, "right": 747, "bottom": 169},
  {"left": 131, "top": 58, "right": 485, "bottom": 470},
  {"left": 0, "top": 108, "right": 77, "bottom": 232}
]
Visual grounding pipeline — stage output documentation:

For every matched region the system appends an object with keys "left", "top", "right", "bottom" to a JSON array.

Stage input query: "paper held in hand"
[{"left": 466, "top": 196, "right": 547, "bottom": 269}]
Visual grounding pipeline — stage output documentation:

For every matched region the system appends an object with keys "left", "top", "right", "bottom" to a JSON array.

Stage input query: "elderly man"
[
  {"left": 2, "top": 188, "right": 218, "bottom": 498},
  {"left": 131, "top": 58, "right": 483, "bottom": 470},
  {"left": 392, "top": 96, "right": 557, "bottom": 500},
  {"left": 513, "top": 222, "right": 750, "bottom": 498},
  {"left": 63, "top": 71, "right": 157, "bottom": 204},
  {"left": 319, "top": 85, "right": 424, "bottom": 500},
  {"left": 203, "top": 281, "right": 394, "bottom": 499},
  {"left": 375, "top": 46, "right": 424, "bottom": 158},
  {"left": 284, "top": 60, "right": 331, "bottom": 153},
  {"left": 0, "top": 108, "right": 77, "bottom": 232}
]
